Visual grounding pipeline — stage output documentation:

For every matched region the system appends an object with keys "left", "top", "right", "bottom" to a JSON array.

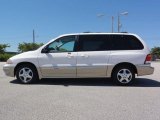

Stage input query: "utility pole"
[
  {"left": 117, "top": 12, "right": 128, "bottom": 33},
  {"left": 97, "top": 14, "right": 114, "bottom": 32},
  {"left": 112, "top": 16, "right": 114, "bottom": 33},
  {"left": 118, "top": 14, "right": 120, "bottom": 33},
  {"left": 33, "top": 29, "right": 35, "bottom": 43}
]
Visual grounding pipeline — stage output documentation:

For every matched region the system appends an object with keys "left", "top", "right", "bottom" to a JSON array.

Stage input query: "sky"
[{"left": 0, "top": 0, "right": 160, "bottom": 52}]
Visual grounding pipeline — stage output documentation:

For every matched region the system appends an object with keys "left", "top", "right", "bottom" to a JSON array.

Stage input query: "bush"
[
  {"left": 0, "top": 53, "right": 15, "bottom": 62},
  {"left": 0, "top": 44, "right": 10, "bottom": 54},
  {"left": 151, "top": 47, "right": 160, "bottom": 61},
  {"left": 18, "top": 42, "right": 43, "bottom": 52}
]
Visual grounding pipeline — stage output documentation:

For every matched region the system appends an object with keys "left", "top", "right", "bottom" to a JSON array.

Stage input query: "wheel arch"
[
  {"left": 111, "top": 62, "right": 137, "bottom": 77},
  {"left": 14, "top": 62, "right": 39, "bottom": 78}
]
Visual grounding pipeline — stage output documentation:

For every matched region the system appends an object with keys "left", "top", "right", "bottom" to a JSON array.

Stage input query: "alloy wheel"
[
  {"left": 117, "top": 69, "right": 132, "bottom": 84},
  {"left": 19, "top": 67, "right": 33, "bottom": 83}
]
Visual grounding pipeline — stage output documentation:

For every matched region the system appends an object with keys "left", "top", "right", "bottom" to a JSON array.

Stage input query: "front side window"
[{"left": 47, "top": 36, "right": 76, "bottom": 52}]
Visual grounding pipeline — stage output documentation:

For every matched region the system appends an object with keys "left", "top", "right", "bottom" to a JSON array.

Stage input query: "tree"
[
  {"left": 151, "top": 47, "right": 160, "bottom": 60},
  {"left": 0, "top": 44, "right": 10, "bottom": 54},
  {"left": 18, "top": 42, "right": 43, "bottom": 52}
]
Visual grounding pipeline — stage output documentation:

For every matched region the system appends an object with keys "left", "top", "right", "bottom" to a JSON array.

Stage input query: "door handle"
[{"left": 67, "top": 53, "right": 74, "bottom": 58}]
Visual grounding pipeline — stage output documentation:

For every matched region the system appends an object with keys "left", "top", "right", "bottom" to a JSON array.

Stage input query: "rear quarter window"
[{"left": 110, "top": 35, "right": 144, "bottom": 50}]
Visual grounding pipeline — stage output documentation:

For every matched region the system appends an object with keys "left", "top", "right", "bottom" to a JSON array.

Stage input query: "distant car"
[{"left": 3, "top": 33, "right": 154, "bottom": 85}]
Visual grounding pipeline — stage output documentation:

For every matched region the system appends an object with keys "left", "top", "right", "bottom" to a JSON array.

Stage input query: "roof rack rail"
[
  {"left": 83, "top": 31, "right": 92, "bottom": 33},
  {"left": 121, "top": 32, "right": 128, "bottom": 33},
  {"left": 83, "top": 31, "right": 104, "bottom": 33}
]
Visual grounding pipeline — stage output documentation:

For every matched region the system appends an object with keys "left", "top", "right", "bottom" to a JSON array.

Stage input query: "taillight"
[{"left": 145, "top": 54, "right": 152, "bottom": 64}]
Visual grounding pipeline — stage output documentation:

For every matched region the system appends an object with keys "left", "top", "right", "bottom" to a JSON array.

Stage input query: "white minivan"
[{"left": 3, "top": 33, "right": 154, "bottom": 85}]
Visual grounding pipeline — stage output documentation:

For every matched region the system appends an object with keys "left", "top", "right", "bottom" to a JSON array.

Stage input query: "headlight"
[{"left": 6, "top": 59, "right": 13, "bottom": 64}]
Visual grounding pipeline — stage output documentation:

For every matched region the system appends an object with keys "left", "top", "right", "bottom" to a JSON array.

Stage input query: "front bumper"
[
  {"left": 136, "top": 64, "right": 154, "bottom": 76},
  {"left": 3, "top": 64, "right": 15, "bottom": 77}
]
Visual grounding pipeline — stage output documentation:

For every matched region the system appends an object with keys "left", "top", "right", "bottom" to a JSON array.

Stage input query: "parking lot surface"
[{"left": 0, "top": 62, "right": 160, "bottom": 120}]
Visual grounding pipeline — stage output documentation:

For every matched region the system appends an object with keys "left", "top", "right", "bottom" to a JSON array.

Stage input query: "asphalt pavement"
[{"left": 0, "top": 62, "right": 160, "bottom": 120}]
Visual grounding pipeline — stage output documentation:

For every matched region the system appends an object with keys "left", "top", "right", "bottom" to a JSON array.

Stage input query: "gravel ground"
[{"left": 0, "top": 62, "right": 160, "bottom": 120}]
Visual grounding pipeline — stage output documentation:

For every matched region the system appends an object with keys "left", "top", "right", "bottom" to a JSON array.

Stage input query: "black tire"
[
  {"left": 16, "top": 64, "right": 39, "bottom": 84},
  {"left": 112, "top": 66, "right": 135, "bottom": 85}
]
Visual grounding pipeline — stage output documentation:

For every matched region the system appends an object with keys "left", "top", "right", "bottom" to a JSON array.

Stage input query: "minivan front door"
[{"left": 38, "top": 36, "right": 77, "bottom": 78}]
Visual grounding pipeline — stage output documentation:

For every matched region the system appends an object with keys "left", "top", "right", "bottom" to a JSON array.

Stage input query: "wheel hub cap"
[
  {"left": 117, "top": 69, "right": 132, "bottom": 84},
  {"left": 19, "top": 67, "right": 33, "bottom": 83}
]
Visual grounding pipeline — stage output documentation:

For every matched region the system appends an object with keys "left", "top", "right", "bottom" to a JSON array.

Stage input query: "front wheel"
[
  {"left": 16, "top": 64, "right": 39, "bottom": 84},
  {"left": 112, "top": 66, "right": 135, "bottom": 85}
]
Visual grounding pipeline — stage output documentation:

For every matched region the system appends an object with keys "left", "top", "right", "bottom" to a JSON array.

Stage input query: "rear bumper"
[
  {"left": 3, "top": 64, "right": 15, "bottom": 77},
  {"left": 136, "top": 64, "right": 154, "bottom": 76}
]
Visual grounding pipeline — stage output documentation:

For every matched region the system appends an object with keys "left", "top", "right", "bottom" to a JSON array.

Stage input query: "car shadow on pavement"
[{"left": 10, "top": 78, "right": 160, "bottom": 87}]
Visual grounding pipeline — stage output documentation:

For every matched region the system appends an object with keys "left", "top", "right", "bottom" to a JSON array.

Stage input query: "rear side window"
[
  {"left": 78, "top": 35, "right": 110, "bottom": 51},
  {"left": 111, "top": 35, "right": 144, "bottom": 50}
]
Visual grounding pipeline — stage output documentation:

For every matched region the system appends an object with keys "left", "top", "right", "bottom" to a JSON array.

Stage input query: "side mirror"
[
  {"left": 41, "top": 48, "right": 49, "bottom": 53},
  {"left": 41, "top": 47, "right": 57, "bottom": 53}
]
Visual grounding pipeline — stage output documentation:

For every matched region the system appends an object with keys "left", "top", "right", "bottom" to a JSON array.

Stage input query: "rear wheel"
[
  {"left": 16, "top": 64, "right": 39, "bottom": 84},
  {"left": 112, "top": 66, "right": 135, "bottom": 85}
]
